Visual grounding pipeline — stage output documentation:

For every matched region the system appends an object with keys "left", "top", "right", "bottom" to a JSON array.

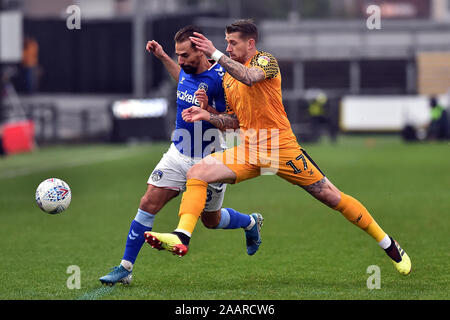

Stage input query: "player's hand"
[
  {"left": 146, "top": 40, "right": 166, "bottom": 59},
  {"left": 189, "top": 32, "right": 216, "bottom": 58},
  {"left": 182, "top": 106, "right": 210, "bottom": 123},
  {"left": 195, "top": 89, "right": 209, "bottom": 110}
]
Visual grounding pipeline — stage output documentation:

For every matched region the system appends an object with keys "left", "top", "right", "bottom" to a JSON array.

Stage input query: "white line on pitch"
[
  {"left": 76, "top": 286, "right": 115, "bottom": 300},
  {"left": 0, "top": 149, "right": 142, "bottom": 180}
]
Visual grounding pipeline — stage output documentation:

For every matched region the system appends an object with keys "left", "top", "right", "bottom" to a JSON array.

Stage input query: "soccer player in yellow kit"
[{"left": 145, "top": 19, "right": 411, "bottom": 275}]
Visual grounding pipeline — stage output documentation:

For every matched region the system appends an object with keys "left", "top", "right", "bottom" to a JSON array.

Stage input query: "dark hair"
[
  {"left": 226, "top": 19, "right": 258, "bottom": 43},
  {"left": 174, "top": 25, "right": 203, "bottom": 48}
]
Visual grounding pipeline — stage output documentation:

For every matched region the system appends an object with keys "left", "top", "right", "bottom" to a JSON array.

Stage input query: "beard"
[
  {"left": 229, "top": 53, "right": 245, "bottom": 64},
  {"left": 180, "top": 64, "right": 197, "bottom": 74}
]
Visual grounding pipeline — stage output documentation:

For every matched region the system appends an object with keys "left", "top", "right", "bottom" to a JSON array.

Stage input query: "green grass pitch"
[{"left": 0, "top": 135, "right": 449, "bottom": 300}]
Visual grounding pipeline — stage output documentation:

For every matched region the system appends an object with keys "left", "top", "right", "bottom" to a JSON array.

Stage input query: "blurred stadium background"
[
  {"left": 1, "top": 0, "right": 449, "bottom": 151},
  {"left": 1, "top": 0, "right": 450, "bottom": 301}
]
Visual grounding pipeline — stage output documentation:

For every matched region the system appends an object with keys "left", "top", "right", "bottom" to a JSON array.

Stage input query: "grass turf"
[{"left": 0, "top": 135, "right": 449, "bottom": 300}]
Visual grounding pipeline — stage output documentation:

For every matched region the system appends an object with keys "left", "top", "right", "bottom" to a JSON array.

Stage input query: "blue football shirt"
[{"left": 172, "top": 62, "right": 226, "bottom": 158}]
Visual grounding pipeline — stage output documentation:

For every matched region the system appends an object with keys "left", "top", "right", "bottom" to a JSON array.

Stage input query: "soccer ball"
[{"left": 35, "top": 178, "right": 71, "bottom": 214}]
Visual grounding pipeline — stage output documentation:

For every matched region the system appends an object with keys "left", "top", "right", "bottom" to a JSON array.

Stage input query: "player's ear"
[{"left": 248, "top": 38, "right": 256, "bottom": 50}]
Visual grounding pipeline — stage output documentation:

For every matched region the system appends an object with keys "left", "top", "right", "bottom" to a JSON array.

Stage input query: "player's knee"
[
  {"left": 186, "top": 164, "right": 205, "bottom": 180},
  {"left": 201, "top": 210, "right": 221, "bottom": 229}
]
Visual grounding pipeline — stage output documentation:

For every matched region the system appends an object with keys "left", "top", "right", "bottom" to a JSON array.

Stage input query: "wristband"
[{"left": 211, "top": 49, "right": 224, "bottom": 62}]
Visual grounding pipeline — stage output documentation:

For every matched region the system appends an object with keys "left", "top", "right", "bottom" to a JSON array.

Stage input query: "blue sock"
[
  {"left": 122, "top": 209, "right": 155, "bottom": 265},
  {"left": 216, "top": 208, "right": 251, "bottom": 229}
]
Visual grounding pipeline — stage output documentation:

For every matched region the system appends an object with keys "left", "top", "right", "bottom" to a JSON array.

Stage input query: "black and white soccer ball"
[{"left": 35, "top": 178, "right": 71, "bottom": 214}]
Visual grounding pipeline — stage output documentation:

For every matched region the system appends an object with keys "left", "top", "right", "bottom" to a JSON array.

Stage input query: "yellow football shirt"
[{"left": 223, "top": 50, "right": 297, "bottom": 147}]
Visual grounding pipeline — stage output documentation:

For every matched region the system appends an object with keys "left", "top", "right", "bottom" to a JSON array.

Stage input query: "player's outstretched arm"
[
  {"left": 209, "top": 112, "right": 239, "bottom": 130},
  {"left": 182, "top": 106, "right": 239, "bottom": 131},
  {"left": 146, "top": 40, "right": 180, "bottom": 82},
  {"left": 189, "top": 32, "right": 264, "bottom": 86},
  {"left": 216, "top": 54, "right": 265, "bottom": 87}
]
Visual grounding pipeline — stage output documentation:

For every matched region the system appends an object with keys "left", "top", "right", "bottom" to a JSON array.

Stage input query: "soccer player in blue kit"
[{"left": 99, "top": 26, "right": 263, "bottom": 285}]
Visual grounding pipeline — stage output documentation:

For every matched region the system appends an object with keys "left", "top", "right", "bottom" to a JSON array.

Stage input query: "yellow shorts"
[{"left": 211, "top": 139, "right": 325, "bottom": 186}]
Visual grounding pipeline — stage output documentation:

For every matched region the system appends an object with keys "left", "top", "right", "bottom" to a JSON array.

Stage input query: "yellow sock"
[
  {"left": 334, "top": 192, "right": 374, "bottom": 229},
  {"left": 334, "top": 192, "right": 387, "bottom": 242},
  {"left": 364, "top": 220, "right": 387, "bottom": 243},
  {"left": 176, "top": 178, "right": 208, "bottom": 235}
]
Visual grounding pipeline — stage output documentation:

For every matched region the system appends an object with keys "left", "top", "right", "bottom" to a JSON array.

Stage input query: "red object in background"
[{"left": 2, "top": 120, "right": 35, "bottom": 154}]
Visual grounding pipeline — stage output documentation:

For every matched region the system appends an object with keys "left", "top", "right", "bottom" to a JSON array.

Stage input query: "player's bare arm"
[
  {"left": 182, "top": 106, "right": 239, "bottom": 130},
  {"left": 209, "top": 113, "right": 239, "bottom": 130},
  {"left": 146, "top": 40, "right": 181, "bottom": 82},
  {"left": 189, "top": 32, "right": 264, "bottom": 86},
  {"left": 218, "top": 54, "right": 265, "bottom": 86}
]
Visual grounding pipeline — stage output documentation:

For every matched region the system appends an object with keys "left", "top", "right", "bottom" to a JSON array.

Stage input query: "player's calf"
[
  {"left": 139, "top": 184, "right": 179, "bottom": 214},
  {"left": 201, "top": 210, "right": 221, "bottom": 229},
  {"left": 302, "top": 177, "right": 341, "bottom": 208}
]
